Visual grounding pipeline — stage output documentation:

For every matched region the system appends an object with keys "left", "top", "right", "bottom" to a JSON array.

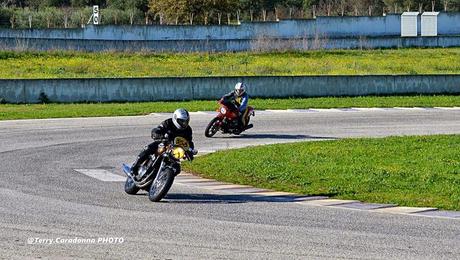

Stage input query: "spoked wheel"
[
  {"left": 148, "top": 168, "right": 175, "bottom": 202},
  {"left": 205, "top": 117, "right": 221, "bottom": 138}
]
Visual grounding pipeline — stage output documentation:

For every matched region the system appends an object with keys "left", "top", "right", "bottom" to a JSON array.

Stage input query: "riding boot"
[
  {"left": 131, "top": 148, "right": 150, "bottom": 176},
  {"left": 238, "top": 116, "right": 245, "bottom": 130},
  {"left": 131, "top": 142, "right": 159, "bottom": 176},
  {"left": 131, "top": 156, "right": 143, "bottom": 176}
]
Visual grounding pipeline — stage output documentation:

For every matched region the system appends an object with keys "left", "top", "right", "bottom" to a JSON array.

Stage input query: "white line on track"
[
  {"left": 190, "top": 111, "right": 209, "bottom": 115},
  {"left": 286, "top": 109, "right": 319, "bottom": 113},
  {"left": 73, "top": 168, "right": 460, "bottom": 219},
  {"left": 146, "top": 107, "right": 460, "bottom": 117},
  {"left": 352, "top": 107, "right": 387, "bottom": 111},
  {"left": 434, "top": 107, "right": 460, "bottom": 110},
  {"left": 74, "top": 169, "right": 126, "bottom": 182},
  {"left": 196, "top": 111, "right": 217, "bottom": 115}
]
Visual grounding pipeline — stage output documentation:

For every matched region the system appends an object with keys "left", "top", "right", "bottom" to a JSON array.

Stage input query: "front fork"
[
  {"left": 165, "top": 162, "right": 181, "bottom": 176},
  {"left": 158, "top": 156, "right": 181, "bottom": 177}
]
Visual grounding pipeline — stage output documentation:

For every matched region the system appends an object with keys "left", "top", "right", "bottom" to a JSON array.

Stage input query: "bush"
[{"left": 0, "top": 97, "right": 7, "bottom": 104}]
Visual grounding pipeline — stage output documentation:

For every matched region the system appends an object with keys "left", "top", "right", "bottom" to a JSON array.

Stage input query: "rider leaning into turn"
[
  {"left": 222, "top": 82, "right": 250, "bottom": 129},
  {"left": 130, "top": 108, "right": 194, "bottom": 176}
]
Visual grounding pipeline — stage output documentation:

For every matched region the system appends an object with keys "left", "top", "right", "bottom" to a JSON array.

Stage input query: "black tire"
[
  {"left": 124, "top": 177, "right": 140, "bottom": 195},
  {"left": 205, "top": 117, "right": 220, "bottom": 138},
  {"left": 148, "top": 168, "right": 175, "bottom": 202}
]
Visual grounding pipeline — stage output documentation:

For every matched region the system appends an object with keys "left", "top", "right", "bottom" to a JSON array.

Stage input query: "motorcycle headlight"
[
  {"left": 220, "top": 107, "right": 227, "bottom": 114},
  {"left": 172, "top": 147, "right": 185, "bottom": 160}
]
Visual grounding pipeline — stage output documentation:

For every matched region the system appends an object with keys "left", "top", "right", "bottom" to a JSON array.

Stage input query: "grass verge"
[
  {"left": 0, "top": 48, "right": 459, "bottom": 79},
  {"left": 183, "top": 135, "right": 460, "bottom": 210},
  {"left": 0, "top": 95, "right": 459, "bottom": 120}
]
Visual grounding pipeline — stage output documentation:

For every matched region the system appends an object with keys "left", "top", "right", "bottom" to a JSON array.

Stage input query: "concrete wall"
[
  {"left": 1, "top": 75, "right": 458, "bottom": 103},
  {"left": 0, "top": 15, "right": 403, "bottom": 40},
  {"left": 438, "top": 12, "right": 460, "bottom": 35},
  {"left": 0, "top": 13, "right": 459, "bottom": 52},
  {"left": 0, "top": 13, "right": 458, "bottom": 41},
  {"left": 0, "top": 16, "right": 402, "bottom": 41},
  {"left": 1, "top": 35, "right": 460, "bottom": 52}
]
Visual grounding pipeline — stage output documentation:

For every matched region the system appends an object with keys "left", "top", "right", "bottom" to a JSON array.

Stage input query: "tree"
[
  {"left": 452, "top": 0, "right": 460, "bottom": 10},
  {"left": 71, "top": 0, "right": 107, "bottom": 8},
  {"left": 239, "top": 0, "right": 262, "bottom": 21},
  {"left": 1, "top": 0, "right": 27, "bottom": 7},
  {"left": 260, "top": 0, "right": 281, "bottom": 20},
  {"left": 149, "top": 0, "right": 189, "bottom": 24},
  {"left": 108, "top": 0, "right": 147, "bottom": 12},
  {"left": 282, "top": 0, "right": 304, "bottom": 18},
  {"left": 149, "top": 0, "right": 239, "bottom": 25}
]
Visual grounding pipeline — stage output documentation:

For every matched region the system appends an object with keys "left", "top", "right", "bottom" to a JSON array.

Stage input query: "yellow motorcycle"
[{"left": 123, "top": 137, "right": 196, "bottom": 202}]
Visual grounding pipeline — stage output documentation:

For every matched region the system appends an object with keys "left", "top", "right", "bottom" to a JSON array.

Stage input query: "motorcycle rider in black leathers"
[
  {"left": 221, "top": 82, "right": 250, "bottom": 130},
  {"left": 130, "top": 108, "right": 194, "bottom": 177}
]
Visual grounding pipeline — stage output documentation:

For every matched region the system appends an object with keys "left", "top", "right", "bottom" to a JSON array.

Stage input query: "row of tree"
[
  {"left": 149, "top": 0, "right": 460, "bottom": 24},
  {"left": 1, "top": 0, "right": 459, "bottom": 27},
  {"left": 1, "top": 0, "right": 148, "bottom": 11}
]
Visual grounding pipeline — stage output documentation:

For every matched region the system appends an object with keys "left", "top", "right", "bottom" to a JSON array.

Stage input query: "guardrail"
[{"left": 0, "top": 75, "right": 459, "bottom": 103}]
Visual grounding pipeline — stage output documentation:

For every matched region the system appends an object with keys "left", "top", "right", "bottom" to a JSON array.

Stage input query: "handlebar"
[{"left": 219, "top": 98, "right": 239, "bottom": 112}]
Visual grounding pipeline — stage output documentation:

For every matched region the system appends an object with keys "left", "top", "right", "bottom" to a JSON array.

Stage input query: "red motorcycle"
[{"left": 205, "top": 99, "right": 254, "bottom": 137}]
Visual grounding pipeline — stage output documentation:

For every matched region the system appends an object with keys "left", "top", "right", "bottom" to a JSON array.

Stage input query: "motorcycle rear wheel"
[
  {"left": 124, "top": 177, "right": 140, "bottom": 195},
  {"left": 205, "top": 117, "right": 220, "bottom": 138},
  {"left": 148, "top": 168, "right": 175, "bottom": 202}
]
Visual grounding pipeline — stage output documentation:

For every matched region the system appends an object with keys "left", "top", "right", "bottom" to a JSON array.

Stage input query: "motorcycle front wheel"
[
  {"left": 148, "top": 168, "right": 175, "bottom": 202},
  {"left": 205, "top": 117, "right": 220, "bottom": 138}
]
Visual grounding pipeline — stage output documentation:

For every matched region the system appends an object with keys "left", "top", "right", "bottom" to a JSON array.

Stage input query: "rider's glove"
[
  {"left": 188, "top": 149, "right": 198, "bottom": 161},
  {"left": 151, "top": 129, "right": 163, "bottom": 140}
]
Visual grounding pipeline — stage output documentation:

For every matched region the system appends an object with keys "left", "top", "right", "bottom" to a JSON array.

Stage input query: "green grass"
[
  {"left": 183, "top": 135, "right": 460, "bottom": 210},
  {"left": 0, "top": 48, "right": 459, "bottom": 79},
  {"left": 1, "top": 95, "right": 459, "bottom": 120}
]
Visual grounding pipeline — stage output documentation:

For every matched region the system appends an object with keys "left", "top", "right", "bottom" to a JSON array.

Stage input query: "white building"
[
  {"left": 401, "top": 12, "right": 419, "bottom": 37},
  {"left": 421, "top": 12, "right": 440, "bottom": 36}
]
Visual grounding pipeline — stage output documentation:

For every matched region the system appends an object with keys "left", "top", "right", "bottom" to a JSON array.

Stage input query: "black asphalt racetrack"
[{"left": 1, "top": 108, "right": 459, "bottom": 259}]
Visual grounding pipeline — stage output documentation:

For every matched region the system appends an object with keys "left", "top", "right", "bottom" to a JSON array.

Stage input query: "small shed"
[
  {"left": 421, "top": 12, "right": 440, "bottom": 36},
  {"left": 401, "top": 12, "right": 419, "bottom": 37}
]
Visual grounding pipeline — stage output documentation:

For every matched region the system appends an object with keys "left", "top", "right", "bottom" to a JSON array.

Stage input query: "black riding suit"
[
  {"left": 131, "top": 118, "right": 194, "bottom": 175},
  {"left": 222, "top": 91, "right": 249, "bottom": 128}
]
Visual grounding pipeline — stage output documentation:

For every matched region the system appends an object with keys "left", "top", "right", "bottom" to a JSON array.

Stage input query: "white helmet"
[
  {"left": 234, "top": 82, "right": 246, "bottom": 97},
  {"left": 172, "top": 108, "right": 190, "bottom": 129}
]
